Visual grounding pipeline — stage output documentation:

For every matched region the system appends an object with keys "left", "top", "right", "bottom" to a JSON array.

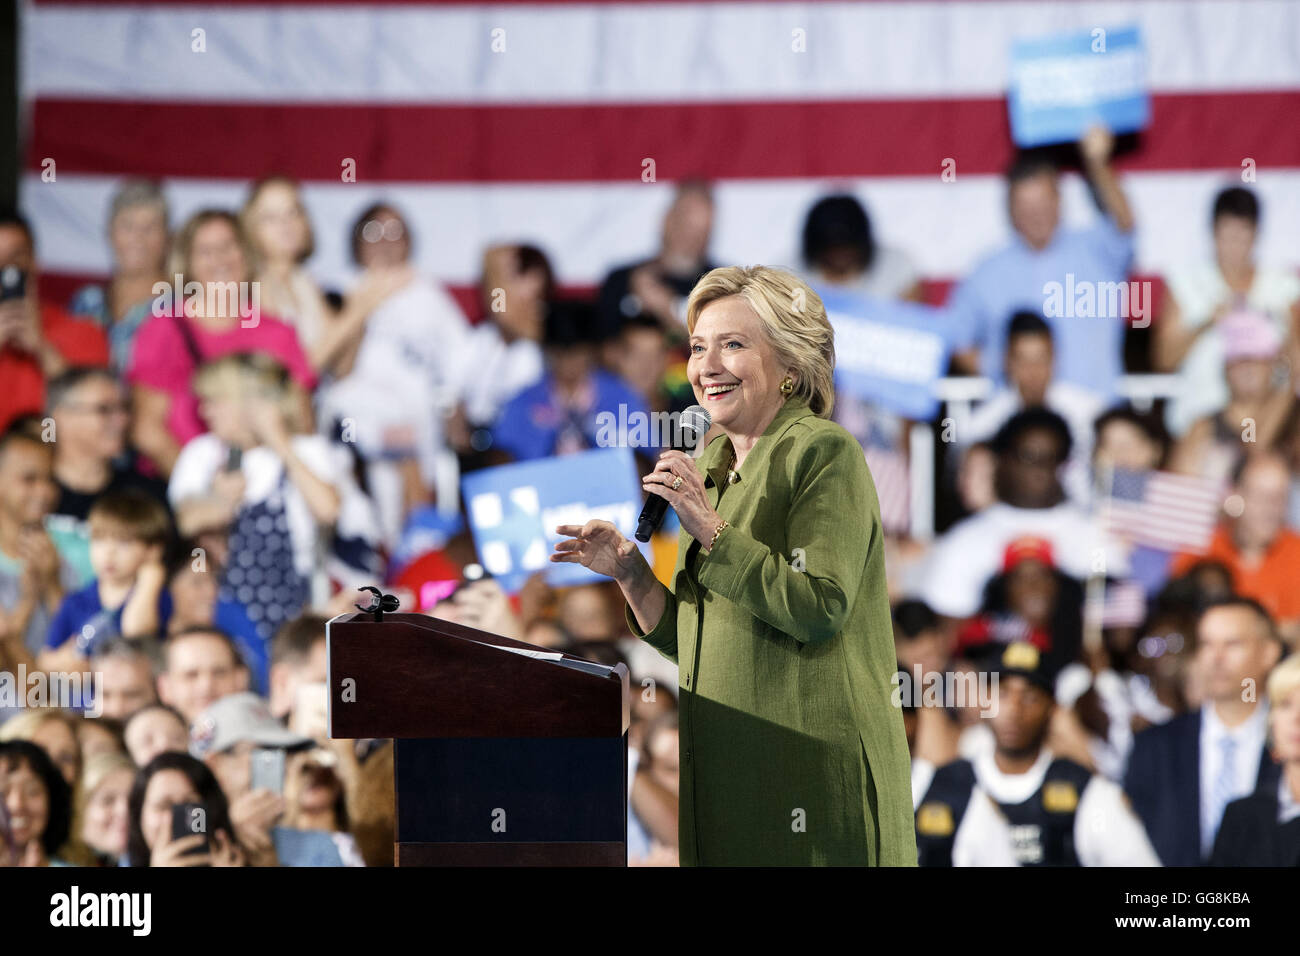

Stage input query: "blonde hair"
[
  {"left": 73, "top": 751, "right": 135, "bottom": 860},
  {"left": 1268, "top": 653, "right": 1300, "bottom": 709},
  {"left": 242, "top": 175, "right": 316, "bottom": 266},
  {"left": 684, "top": 265, "right": 836, "bottom": 418},
  {"left": 194, "top": 352, "right": 306, "bottom": 434},
  {"left": 0, "top": 708, "right": 79, "bottom": 745}
]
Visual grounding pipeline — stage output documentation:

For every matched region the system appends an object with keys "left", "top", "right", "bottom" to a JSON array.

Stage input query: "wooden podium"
[{"left": 327, "top": 609, "right": 629, "bottom": 866}]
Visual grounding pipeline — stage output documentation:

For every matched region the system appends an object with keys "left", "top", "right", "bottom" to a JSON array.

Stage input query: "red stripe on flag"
[{"left": 28, "top": 92, "right": 1300, "bottom": 183}]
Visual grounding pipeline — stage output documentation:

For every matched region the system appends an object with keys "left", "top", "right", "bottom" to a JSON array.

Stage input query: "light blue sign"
[
  {"left": 817, "top": 287, "right": 952, "bottom": 420},
  {"left": 461, "top": 446, "right": 651, "bottom": 593},
  {"left": 1008, "top": 26, "right": 1149, "bottom": 147}
]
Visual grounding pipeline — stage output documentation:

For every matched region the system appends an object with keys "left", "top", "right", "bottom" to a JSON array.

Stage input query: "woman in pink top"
[{"left": 127, "top": 209, "right": 316, "bottom": 477}]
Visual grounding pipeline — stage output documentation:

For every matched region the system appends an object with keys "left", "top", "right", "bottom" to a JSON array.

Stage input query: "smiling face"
[
  {"left": 159, "top": 634, "right": 246, "bottom": 724},
  {"left": 124, "top": 708, "right": 190, "bottom": 768},
  {"left": 189, "top": 218, "right": 248, "bottom": 287},
  {"left": 1, "top": 758, "right": 50, "bottom": 854},
  {"left": 140, "top": 769, "right": 200, "bottom": 853},
  {"left": 82, "top": 766, "right": 133, "bottom": 858},
  {"left": 53, "top": 375, "right": 129, "bottom": 461},
  {"left": 0, "top": 438, "right": 55, "bottom": 527},
  {"left": 688, "top": 295, "right": 791, "bottom": 439},
  {"left": 248, "top": 181, "right": 310, "bottom": 265}
]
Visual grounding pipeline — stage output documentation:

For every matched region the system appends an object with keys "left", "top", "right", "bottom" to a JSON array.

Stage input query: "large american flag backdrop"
[{"left": 18, "top": 0, "right": 1300, "bottom": 314}]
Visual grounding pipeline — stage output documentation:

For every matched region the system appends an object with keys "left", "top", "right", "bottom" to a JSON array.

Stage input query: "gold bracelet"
[{"left": 704, "top": 519, "right": 729, "bottom": 554}]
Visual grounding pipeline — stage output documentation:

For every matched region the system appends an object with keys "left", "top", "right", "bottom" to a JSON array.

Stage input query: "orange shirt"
[
  {"left": 0, "top": 302, "right": 110, "bottom": 432},
  {"left": 1171, "top": 523, "right": 1300, "bottom": 624}
]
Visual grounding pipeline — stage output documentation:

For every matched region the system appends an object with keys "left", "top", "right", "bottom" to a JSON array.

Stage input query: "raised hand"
[{"left": 551, "top": 520, "right": 644, "bottom": 582}]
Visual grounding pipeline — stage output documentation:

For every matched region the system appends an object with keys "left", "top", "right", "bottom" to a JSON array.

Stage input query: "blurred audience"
[
  {"left": 0, "top": 209, "right": 110, "bottom": 435},
  {"left": 67, "top": 180, "right": 169, "bottom": 374},
  {"left": 1157, "top": 187, "right": 1300, "bottom": 437},
  {"left": 801, "top": 193, "right": 921, "bottom": 301},
  {"left": 128, "top": 209, "right": 316, "bottom": 476},
  {"left": 1211, "top": 652, "right": 1300, "bottom": 865},
  {"left": 1124, "top": 597, "right": 1283, "bottom": 865},
  {"left": 947, "top": 127, "right": 1135, "bottom": 395},
  {"left": 2, "top": 143, "right": 1299, "bottom": 872}
]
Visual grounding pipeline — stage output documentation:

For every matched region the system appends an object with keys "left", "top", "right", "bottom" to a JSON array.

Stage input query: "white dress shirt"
[{"left": 1199, "top": 702, "right": 1269, "bottom": 857}]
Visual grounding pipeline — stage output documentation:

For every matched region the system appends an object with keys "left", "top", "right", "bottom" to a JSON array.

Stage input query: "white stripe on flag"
[{"left": 24, "top": 1, "right": 1300, "bottom": 103}]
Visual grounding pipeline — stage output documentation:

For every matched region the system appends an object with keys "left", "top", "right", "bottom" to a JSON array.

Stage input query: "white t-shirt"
[
  {"left": 168, "top": 433, "right": 378, "bottom": 580},
  {"left": 952, "top": 749, "right": 1160, "bottom": 866},
  {"left": 910, "top": 501, "right": 1127, "bottom": 618},
  {"left": 1163, "top": 263, "right": 1300, "bottom": 436},
  {"left": 807, "top": 245, "right": 921, "bottom": 301},
  {"left": 316, "top": 277, "right": 469, "bottom": 479},
  {"left": 912, "top": 756, "right": 937, "bottom": 811},
  {"left": 454, "top": 323, "right": 544, "bottom": 427}
]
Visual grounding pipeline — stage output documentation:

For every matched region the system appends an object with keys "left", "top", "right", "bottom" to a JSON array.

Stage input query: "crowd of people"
[{"left": 1, "top": 120, "right": 1298, "bottom": 867}]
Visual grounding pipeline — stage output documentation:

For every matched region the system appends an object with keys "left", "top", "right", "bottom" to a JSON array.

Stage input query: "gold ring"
[{"left": 672, "top": 476, "right": 683, "bottom": 490}]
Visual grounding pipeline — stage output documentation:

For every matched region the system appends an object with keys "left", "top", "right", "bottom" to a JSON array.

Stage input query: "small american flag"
[
  {"left": 1100, "top": 468, "right": 1224, "bottom": 553},
  {"left": 864, "top": 446, "right": 910, "bottom": 536},
  {"left": 1099, "top": 579, "right": 1149, "bottom": 628}
]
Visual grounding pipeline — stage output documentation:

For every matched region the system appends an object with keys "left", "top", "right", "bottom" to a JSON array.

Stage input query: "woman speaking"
[{"left": 552, "top": 266, "right": 915, "bottom": 865}]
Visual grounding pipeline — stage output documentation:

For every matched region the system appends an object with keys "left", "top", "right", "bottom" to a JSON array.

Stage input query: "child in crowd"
[{"left": 38, "top": 488, "right": 171, "bottom": 667}]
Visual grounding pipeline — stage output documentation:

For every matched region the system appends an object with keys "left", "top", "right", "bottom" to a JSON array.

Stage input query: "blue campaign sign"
[
  {"left": 1008, "top": 26, "right": 1149, "bottom": 148},
  {"left": 816, "top": 287, "right": 951, "bottom": 420},
  {"left": 461, "top": 446, "right": 652, "bottom": 593}
]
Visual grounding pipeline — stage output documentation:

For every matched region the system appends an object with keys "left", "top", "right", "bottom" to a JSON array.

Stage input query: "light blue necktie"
[{"left": 1207, "top": 735, "right": 1239, "bottom": 852}]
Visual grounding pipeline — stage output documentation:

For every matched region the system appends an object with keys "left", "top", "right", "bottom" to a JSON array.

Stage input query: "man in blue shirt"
[
  {"left": 491, "top": 300, "right": 654, "bottom": 461},
  {"left": 948, "top": 125, "right": 1137, "bottom": 397}
]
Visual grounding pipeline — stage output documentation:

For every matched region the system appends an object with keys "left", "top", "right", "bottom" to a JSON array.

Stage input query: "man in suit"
[{"left": 1124, "top": 596, "right": 1284, "bottom": 865}]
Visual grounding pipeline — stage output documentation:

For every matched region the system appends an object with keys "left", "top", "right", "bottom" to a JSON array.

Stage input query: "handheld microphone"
[{"left": 635, "top": 405, "right": 712, "bottom": 542}]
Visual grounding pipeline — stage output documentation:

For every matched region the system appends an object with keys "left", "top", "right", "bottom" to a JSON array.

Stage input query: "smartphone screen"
[
  {"left": 250, "top": 747, "right": 286, "bottom": 796},
  {"left": 170, "top": 802, "right": 210, "bottom": 859}
]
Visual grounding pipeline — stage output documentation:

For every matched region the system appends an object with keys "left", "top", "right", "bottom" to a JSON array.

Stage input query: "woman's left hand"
[{"left": 643, "top": 450, "right": 722, "bottom": 545}]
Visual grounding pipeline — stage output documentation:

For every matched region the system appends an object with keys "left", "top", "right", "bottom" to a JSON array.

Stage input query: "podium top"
[{"left": 327, "top": 612, "right": 630, "bottom": 740}]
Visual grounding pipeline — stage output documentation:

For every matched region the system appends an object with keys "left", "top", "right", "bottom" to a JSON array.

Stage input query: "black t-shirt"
[
  {"left": 595, "top": 258, "right": 717, "bottom": 342},
  {"left": 54, "top": 464, "right": 171, "bottom": 523}
]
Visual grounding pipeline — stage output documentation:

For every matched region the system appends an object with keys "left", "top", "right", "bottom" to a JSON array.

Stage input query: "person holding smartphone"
[
  {"left": 126, "top": 752, "right": 243, "bottom": 867},
  {"left": 190, "top": 692, "right": 314, "bottom": 866}
]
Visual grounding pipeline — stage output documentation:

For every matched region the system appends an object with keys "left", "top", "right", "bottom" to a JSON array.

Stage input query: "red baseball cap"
[{"left": 1002, "top": 535, "right": 1054, "bottom": 572}]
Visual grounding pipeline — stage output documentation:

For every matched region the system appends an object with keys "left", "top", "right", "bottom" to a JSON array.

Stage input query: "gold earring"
[{"left": 779, "top": 375, "right": 794, "bottom": 397}]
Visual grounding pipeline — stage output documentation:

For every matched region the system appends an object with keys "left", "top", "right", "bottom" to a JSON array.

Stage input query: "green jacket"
[{"left": 627, "top": 396, "right": 917, "bottom": 866}]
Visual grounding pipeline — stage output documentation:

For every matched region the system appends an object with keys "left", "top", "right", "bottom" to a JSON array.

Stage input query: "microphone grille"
[{"left": 680, "top": 405, "right": 712, "bottom": 444}]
